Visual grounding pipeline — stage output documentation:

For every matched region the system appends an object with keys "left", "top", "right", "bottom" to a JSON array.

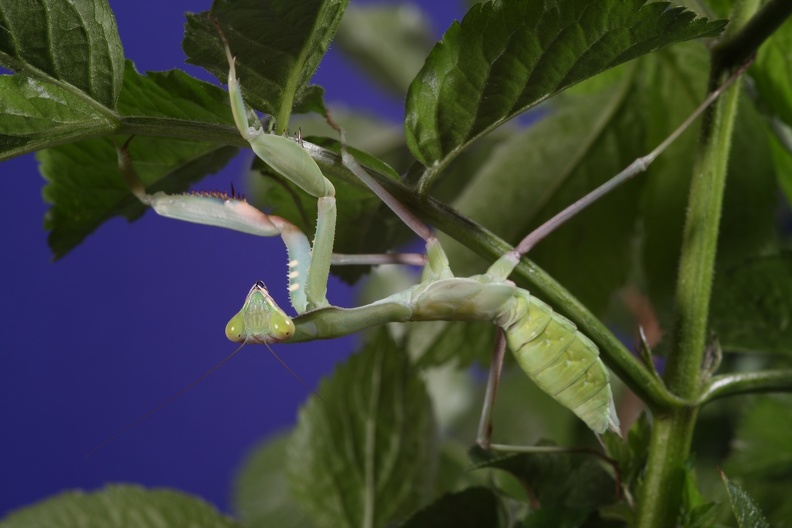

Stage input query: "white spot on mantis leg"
[
  {"left": 288, "top": 283, "right": 300, "bottom": 292},
  {"left": 288, "top": 271, "right": 299, "bottom": 279},
  {"left": 288, "top": 260, "right": 299, "bottom": 268}
]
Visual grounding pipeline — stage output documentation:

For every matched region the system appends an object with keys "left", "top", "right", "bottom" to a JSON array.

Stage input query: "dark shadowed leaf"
[
  {"left": 233, "top": 432, "right": 316, "bottom": 528},
  {"left": 400, "top": 487, "right": 502, "bottom": 528},
  {"left": 183, "top": 0, "right": 348, "bottom": 126},
  {"left": 0, "top": 485, "right": 239, "bottom": 528},
  {"left": 405, "top": 0, "right": 725, "bottom": 171},
  {"left": 287, "top": 329, "right": 436, "bottom": 528}
]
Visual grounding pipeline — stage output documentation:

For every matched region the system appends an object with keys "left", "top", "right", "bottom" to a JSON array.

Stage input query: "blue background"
[{"left": 0, "top": 0, "right": 462, "bottom": 517}]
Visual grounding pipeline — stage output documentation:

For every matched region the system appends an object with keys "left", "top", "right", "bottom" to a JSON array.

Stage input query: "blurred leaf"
[
  {"left": 0, "top": 485, "right": 239, "bottom": 528},
  {"left": 287, "top": 329, "right": 437, "bottom": 528},
  {"left": 751, "top": 16, "right": 792, "bottom": 128},
  {"left": 727, "top": 395, "right": 792, "bottom": 478},
  {"left": 0, "top": 0, "right": 124, "bottom": 109},
  {"left": 42, "top": 137, "right": 237, "bottom": 259},
  {"left": 448, "top": 59, "right": 647, "bottom": 314},
  {"left": 471, "top": 443, "right": 617, "bottom": 510},
  {"left": 336, "top": 3, "right": 434, "bottom": 95},
  {"left": 410, "top": 320, "right": 496, "bottom": 368},
  {"left": 183, "top": 0, "right": 348, "bottom": 125},
  {"left": 770, "top": 122, "right": 792, "bottom": 206},
  {"left": 405, "top": 0, "right": 725, "bottom": 169},
  {"left": 233, "top": 432, "right": 316, "bottom": 528},
  {"left": 400, "top": 487, "right": 502, "bottom": 528},
  {"left": 711, "top": 253, "right": 792, "bottom": 354},
  {"left": 720, "top": 472, "right": 771, "bottom": 528}
]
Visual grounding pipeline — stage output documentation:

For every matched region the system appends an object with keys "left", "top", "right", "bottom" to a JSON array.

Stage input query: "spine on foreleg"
[{"left": 496, "top": 290, "right": 620, "bottom": 435}]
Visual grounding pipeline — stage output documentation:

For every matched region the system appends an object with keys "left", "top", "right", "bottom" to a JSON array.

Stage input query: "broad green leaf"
[
  {"left": 336, "top": 4, "right": 434, "bottom": 95},
  {"left": 183, "top": 0, "right": 348, "bottom": 126},
  {"left": 287, "top": 329, "right": 436, "bottom": 528},
  {"left": 0, "top": 485, "right": 239, "bottom": 528},
  {"left": 42, "top": 138, "right": 237, "bottom": 259},
  {"left": 117, "top": 62, "right": 234, "bottom": 124},
  {"left": 0, "top": 0, "right": 124, "bottom": 109},
  {"left": 409, "top": 320, "right": 496, "bottom": 368},
  {"left": 751, "top": 16, "right": 792, "bottom": 128},
  {"left": 400, "top": 487, "right": 502, "bottom": 528},
  {"left": 710, "top": 254, "right": 792, "bottom": 354},
  {"left": 720, "top": 472, "right": 771, "bottom": 528},
  {"left": 405, "top": 0, "right": 726, "bottom": 170},
  {"left": 42, "top": 63, "right": 239, "bottom": 258},
  {"left": 233, "top": 432, "right": 316, "bottom": 528},
  {"left": 470, "top": 443, "right": 617, "bottom": 509},
  {"left": 0, "top": 0, "right": 123, "bottom": 145}
]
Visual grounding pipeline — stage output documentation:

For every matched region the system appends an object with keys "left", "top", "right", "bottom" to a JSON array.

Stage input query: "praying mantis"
[{"left": 119, "top": 21, "right": 746, "bottom": 447}]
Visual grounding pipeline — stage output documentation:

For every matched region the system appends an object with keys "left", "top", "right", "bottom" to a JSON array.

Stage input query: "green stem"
[
  {"left": 699, "top": 370, "right": 792, "bottom": 404},
  {"left": 636, "top": 1, "right": 763, "bottom": 525}
]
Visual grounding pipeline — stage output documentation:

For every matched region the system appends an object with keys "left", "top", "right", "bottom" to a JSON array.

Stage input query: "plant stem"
[
  {"left": 699, "top": 370, "right": 792, "bottom": 403},
  {"left": 635, "top": 1, "right": 761, "bottom": 525}
]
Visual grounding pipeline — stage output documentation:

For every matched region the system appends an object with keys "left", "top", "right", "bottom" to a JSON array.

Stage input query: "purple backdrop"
[{"left": 0, "top": 0, "right": 461, "bottom": 516}]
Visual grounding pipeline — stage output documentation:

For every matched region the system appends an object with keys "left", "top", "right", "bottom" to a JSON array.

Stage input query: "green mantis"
[
  {"left": 121, "top": 21, "right": 746, "bottom": 442},
  {"left": 121, "top": 24, "right": 622, "bottom": 440}
]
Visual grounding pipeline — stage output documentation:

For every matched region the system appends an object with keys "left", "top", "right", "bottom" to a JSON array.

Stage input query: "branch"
[{"left": 699, "top": 370, "right": 792, "bottom": 404}]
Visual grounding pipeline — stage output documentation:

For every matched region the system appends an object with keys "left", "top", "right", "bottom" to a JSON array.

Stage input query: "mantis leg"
[{"left": 476, "top": 328, "right": 507, "bottom": 450}]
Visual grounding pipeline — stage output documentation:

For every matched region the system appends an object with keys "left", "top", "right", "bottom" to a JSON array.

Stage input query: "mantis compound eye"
[{"left": 225, "top": 313, "right": 246, "bottom": 343}]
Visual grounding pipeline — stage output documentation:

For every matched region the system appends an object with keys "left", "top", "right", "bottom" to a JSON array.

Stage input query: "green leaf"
[
  {"left": 410, "top": 320, "right": 496, "bottom": 368},
  {"left": 42, "top": 63, "right": 239, "bottom": 258},
  {"left": 751, "top": 16, "right": 792, "bottom": 128},
  {"left": 42, "top": 137, "right": 237, "bottom": 259},
  {"left": 183, "top": 0, "right": 348, "bottom": 127},
  {"left": 770, "top": 123, "right": 792, "bottom": 206},
  {"left": 117, "top": 61, "right": 234, "bottom": 124},
  {"left": 720, "top": 472, "right": 771, "bottom": 528},
  {"left": 0, "top": 484, "right": 239, "bottom": 528},
  {"left": 405, "top": 0, "right": 725, "bottom": 171},
  {"left": 400, "top": 487, "right": 502, "bottom": 528},
  {"left": 0, "top": 0, "right": 124, "bottom": 145},
  {"left": 336, "top": 3, "right": 434, "bottom": 95},
  {"left": 0, "top": 0, "right": 124, "bottom": 109},
  {"left": 287, "top": 328, "right": 437, "bottom": 528},
  {"left": 233, "top": 431, "right": 317, "bottom": 528},
  {"left": 710, "top": 253, "right": 792, "bottom": 354}
]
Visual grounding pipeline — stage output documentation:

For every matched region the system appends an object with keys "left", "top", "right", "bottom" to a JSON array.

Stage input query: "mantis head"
[{"left": 225, "top": 281, "right": 295, "bottom": 344}]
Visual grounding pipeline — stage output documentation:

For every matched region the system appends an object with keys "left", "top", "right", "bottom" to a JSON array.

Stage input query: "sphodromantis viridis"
[{"left": 116, "top": 19, "right": 749, "bottom": 454}]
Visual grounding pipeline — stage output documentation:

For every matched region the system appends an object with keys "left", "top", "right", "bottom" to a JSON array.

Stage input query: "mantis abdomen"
[{"left": 289, "top": 275, "right": 619, "bottom": 435}]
